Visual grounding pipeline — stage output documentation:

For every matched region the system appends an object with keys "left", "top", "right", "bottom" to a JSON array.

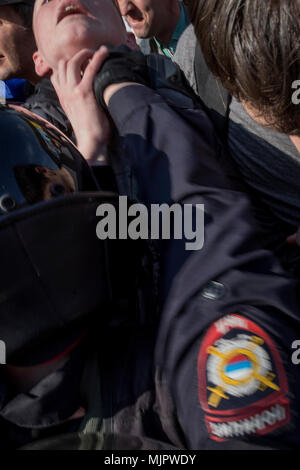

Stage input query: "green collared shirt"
[{"left": 153, "top": 2, "right": 189, "bottom": 58}]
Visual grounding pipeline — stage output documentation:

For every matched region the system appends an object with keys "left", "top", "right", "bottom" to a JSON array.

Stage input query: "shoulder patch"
[{"left": 197, "top": 314, "right": 290, "bottom": 441}]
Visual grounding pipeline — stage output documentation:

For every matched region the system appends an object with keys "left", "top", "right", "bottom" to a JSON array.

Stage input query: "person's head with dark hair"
[
  {"left": 0, "top": 0, "right": 39, "bottom": 83},
  {"left": 186, "top": 0, "right": 300, "bottom": 136}
]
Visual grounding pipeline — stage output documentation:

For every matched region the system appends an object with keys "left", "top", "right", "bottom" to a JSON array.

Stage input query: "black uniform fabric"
[
  {"left": 9, "top": 326, "right": 185, "bottom": 451},
  {"left": 23, "top": 79, "right": 75, "bottom": 141},
  {"left": 106, "top": 84, "right": 300, "bottom": 449},
  {"left": 2, "top": 76, "right": 300, "bottom": 450},
  {"left": 93, "top": 46, "right": 199, "bottom": 112},
  {"left": 0, "top": 345, "right": 85, "bottom": 450}
]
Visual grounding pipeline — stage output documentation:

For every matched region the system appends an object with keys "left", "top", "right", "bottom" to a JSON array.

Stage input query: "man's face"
[
  {"left": 117, "top": 0, "right": 163, "bottom": 39},
  {"left": 0, "top": 5, "right": 36, "bottom": 81},
  {"left": 33, "top": 0, "right": 129, "bottom": 75}
]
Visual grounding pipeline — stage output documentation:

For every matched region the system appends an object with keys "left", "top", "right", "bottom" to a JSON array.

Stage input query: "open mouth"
[
  {"left": 57, "top": 4, "right": 87, "bottom": 24},
  {"left": 126, "top": 8, "right": 144, "bottom": 24}
]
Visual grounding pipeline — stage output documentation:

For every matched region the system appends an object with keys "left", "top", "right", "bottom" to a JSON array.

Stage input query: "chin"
[
  {"left": 58, "top": 29, "right": 99, "bottom": 59},
  {"left": 0, "top": 64, "right": 12, "bottom": 81},
  {"left": 134, "top": 26, "right": 151, "bottom": 40},
  {"left": 71, "top": 38, "right": 98, "bottom": 54}
]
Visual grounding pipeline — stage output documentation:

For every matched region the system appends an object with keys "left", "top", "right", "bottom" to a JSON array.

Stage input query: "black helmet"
[
  {"left": 0, "top": 105, "right": 98, "bottom": 211},
  {"left": 0, "top": 105, "right": 117, "bottom": 365}
]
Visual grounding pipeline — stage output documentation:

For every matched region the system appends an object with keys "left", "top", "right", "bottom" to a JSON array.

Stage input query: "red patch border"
[
  {"left": 205, "top": 399, "right": 290, "bottom": 442},
  {"left": 197, "top": 314, "right": 290, "bottom": 419}
]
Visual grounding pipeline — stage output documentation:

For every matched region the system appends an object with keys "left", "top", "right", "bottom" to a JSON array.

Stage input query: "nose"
[{"left": 117, "top": 0, "right": 130, "bottom": 16}]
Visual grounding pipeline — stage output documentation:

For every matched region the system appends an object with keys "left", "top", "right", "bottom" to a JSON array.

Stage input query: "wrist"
[
  {"left": 78, "top": 140, "right": 108, "bottom": 165},
  {"left": 93, "top": 46, "right": 149, "bottom": 109},
  {"left": 76, "top": 132, "right": 109, "bottom": 165}
]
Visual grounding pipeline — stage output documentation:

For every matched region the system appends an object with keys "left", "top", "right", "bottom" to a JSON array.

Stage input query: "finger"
[
  {"left": 286, "top": 230, "right": 300, "bottom": 246},
  {"left": 66, "top": 48, "right": 97, "bottom": 86},
  {"left": 287, "top": 233, "right": 297, "bottom": 245},
  {"left": 81, "top": 46, "right": 109, "bottom": 90}
]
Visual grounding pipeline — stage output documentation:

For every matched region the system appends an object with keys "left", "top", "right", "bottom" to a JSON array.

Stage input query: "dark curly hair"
[{"left": 185, "top": 0, "right": 300, "bottom": 135}]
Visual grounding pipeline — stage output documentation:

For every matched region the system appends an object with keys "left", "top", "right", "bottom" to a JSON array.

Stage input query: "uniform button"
[{"left": 201, "top": 281, "right": 225, "bottom": 300}]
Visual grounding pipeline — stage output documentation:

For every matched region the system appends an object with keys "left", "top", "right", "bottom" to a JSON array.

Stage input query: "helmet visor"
[{"left": 0, "top": 105, "right": 95, "bottom": 214}]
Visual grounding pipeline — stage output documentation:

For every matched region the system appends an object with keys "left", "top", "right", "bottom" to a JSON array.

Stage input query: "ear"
[
  {"left": 290, "top": 135, "right": 300, "bottom": 153},
  {"left": 125, "top": 32, "right": 139, "bottom": 51},
  {"left": 33, "top": 50, "right": 51, "bottom": 77}
]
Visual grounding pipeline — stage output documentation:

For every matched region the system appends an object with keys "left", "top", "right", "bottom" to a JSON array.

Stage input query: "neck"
[
  {"left": 289, "top": 135, "right": 300, "bottom": 153},
  {"left": 155, "top": 1, "right": 181, "bottom": 44},
  {"left": 242, "top": 101, "right": 300, "bottom": 153}
]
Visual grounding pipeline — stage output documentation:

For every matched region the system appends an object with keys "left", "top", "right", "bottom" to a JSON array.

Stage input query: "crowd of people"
[{"left": 0, "top": 0, "right": 299, "bottom": 450}]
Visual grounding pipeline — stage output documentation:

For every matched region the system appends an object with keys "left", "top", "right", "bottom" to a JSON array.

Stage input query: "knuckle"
[{"left": 74, "top": 86, "right": 87, "bottom": 99}]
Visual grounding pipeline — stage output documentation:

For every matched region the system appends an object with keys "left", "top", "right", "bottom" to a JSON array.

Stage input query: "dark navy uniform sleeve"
[{"left": 107, "top": 85, "right": 300, "bottom": 449}]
